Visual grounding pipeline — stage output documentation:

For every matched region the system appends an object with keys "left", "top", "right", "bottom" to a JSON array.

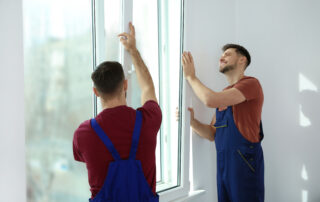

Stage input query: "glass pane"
[
  {"left": 157, "top": 0, "right": 182, "bottom": 191},
  {"left": 24, "top": 0, "right": 93, "bottom": 201},
  {"left": 132, "top": 0, "right": 160, "bottom": 181},
  {"left": 93, "top": 0, "right": 122, "bottom": 113}
]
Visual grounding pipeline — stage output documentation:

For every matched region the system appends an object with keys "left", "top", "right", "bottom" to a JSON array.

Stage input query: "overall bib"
[
  {"left": 214, "top": 106, "right": 264, "bottom": 202},
  {"left": 90, "top": 110, "right": 159, "bottom": 202}
]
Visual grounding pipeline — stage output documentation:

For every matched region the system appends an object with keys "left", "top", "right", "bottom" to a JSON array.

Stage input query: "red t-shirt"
[
  {"left": 73, "top": 100, "right": 162, "bottom": 198},
  {"left": 224, "top": 76, "right": 264, "bottom": 143}
]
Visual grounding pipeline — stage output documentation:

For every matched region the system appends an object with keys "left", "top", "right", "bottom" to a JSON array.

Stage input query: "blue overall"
[
  {"left": 214, "top": 106, "right": 264, "bottom": 202},
  {"left": 89, "top": 110, "right": 159, "bottom": 202}
]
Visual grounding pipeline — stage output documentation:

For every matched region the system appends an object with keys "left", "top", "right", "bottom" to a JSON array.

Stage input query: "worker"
[
  {"left": 182, "top": 44, "right": 264, "bottom": 202},
  {"left": 73, "top": 23, "right": 161, "bottom": 201}
]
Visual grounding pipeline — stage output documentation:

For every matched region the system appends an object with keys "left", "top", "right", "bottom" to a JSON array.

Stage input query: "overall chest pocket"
[{"left": 214, "top": 120, "right": 228, "bottom": 129}]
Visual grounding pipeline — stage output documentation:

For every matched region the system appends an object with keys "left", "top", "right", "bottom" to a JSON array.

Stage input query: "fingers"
[
  {"left": 182, "top": 54, "right": 187, "bottom": 66},
  {"left": 182, "top": 52, "right": 190, "bottom": 67},
  {"left": 118, "top": 22, "right": 135, "bottom": 39},
  {"left": 119, "top": 37, "right": 127, "bottom": 46},
  {"left": 188, "top": 52, "right": 194, "bottom": 63},
  {"left": 175, "top": 107, "right": 179, "bottom": 122},
  {"left": 187, "top": 107, "right": 194, "bottom": 112},
  {"left": 129, "top": 22, "right": 135, "bottom": 36},
  {"left": 118, "top": 32, "right": 130, "bottom": 38},
  {"left": 188, "top": 107, "right": 194, "bottom": 120},
  {"left": 182, "top": 51, "right": 193, "bottom": 64},
  {"left": 182, "top": 52, "right": 189, "bottom": 63},
  {"left": 176, "top": 107, "right": 195, "bottom": 121}
]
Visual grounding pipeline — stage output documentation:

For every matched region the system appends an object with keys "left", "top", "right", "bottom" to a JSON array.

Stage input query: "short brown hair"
[
  {"left": 91, "top": 61, "right": 125, "bottom": 97},
  {"left": 222, "top": 44, "right": 251, "bottom": 67}
]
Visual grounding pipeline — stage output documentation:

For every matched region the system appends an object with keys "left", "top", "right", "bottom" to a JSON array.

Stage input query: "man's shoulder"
[
  {"left": 74, "top": 119, "right": 92, "bottom": 137},
  {"left": 138, "top": 100, "right": 162, "bottom": 129},
  {"left": 236, "top": 76, "right": 263, "bottom": 89},
  {"left": 138, "top": 100, "right": 162, "bottom": 115},
  {"left": 241, "top": 76, "right": 260, "bottom": 83},
  {"left": 140, "top": 100, "right": 160, "bottom": 108},
  {"left": 232, "top": 76, "right": 263, "bottom": 101}
]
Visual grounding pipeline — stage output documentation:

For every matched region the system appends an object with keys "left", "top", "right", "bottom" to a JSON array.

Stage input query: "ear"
[
  {"left": 93, "top": 87, "right": 100, "bottom": 97},
  {"left": 238, "top": 56, "right": 247, "bottom": 65},
  {"left": 123, "top": 79, "right": 128, "bottom": 91}
]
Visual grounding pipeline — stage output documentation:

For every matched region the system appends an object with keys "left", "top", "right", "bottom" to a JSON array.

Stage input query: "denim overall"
[
  {"left": 214, "top": 106, "right": 264, "bottom": 202},
  {"left": 89, "top": 110, "right": 159, "bottom": 202}
]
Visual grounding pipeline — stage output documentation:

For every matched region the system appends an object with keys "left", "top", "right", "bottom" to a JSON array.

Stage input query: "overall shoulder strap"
[
  {"left": 259, "top": 121, "right": 264, "bottom": 141},
  {"left": 129, "top": 110, "right": 143, "bottom": 160},
  {"left": 90, "top": 119, "right": 121, "bottom": 161}
]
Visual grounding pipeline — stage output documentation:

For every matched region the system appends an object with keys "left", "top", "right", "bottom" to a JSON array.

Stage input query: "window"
[
  {"left": 92, "top": 0, "right": 185, "bottom": 193},
  {"left": 157, "top": 0, "right": 184, "bottom": 191},
  {"left": 24, "top": 0, "right": 93, "bottom": 201},
  {"left": 25, "top": 0, "right": 187, "bottom": 201}
]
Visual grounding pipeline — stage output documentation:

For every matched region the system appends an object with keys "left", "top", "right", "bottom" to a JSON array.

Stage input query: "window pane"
[
  {"left": 132, "top": 0, "right": 161, "bottom": 181},
  {"left": 157, "top": 0, "right": 183, "bottom": 191},
  {"left": 130, "top": 0, "right": 183, "bottom": 191},
  {"left": 93, "top": 0, "right": 122, "bottom": 113},
  {"left": 24, "top": 0, "right": 93, "bottom": 201}
]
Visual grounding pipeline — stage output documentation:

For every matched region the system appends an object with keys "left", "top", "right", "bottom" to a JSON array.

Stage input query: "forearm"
[
  {"left": 129, "top": 49, "right": 157, "bottom": 103},
  {"left": 191, "top": 118, "right": 216, "bottom": 141},
  {"left": 187, "top": 76, "right": 217, "bottom": 107}
]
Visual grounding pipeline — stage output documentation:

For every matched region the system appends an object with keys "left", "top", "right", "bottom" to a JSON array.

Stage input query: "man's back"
[{"left": 73, "top": 101, "right": 162, "bottom": 198}]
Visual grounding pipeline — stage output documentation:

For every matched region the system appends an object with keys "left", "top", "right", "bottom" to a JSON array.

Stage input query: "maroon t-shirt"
[{"left": 73, "top": 100, "right": 162, "bottom": 198}]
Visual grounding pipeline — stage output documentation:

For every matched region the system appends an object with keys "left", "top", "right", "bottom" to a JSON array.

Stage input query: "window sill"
[{"left": 159, "top": 189, "right": 206, "bottom": 202}]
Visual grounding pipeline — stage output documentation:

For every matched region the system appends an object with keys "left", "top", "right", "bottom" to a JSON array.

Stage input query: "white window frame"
[{"left": 91, "top": 0, "right": 206, "bottom": 201}]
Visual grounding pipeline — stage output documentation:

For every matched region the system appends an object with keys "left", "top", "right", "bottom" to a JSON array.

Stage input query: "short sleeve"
[
  {"left": 233, "top": 77, "right": 262, "bottom": 101},
  {"left": 137, "top": 100, "right": 162, "bottom": 133},
  {"left": 73, "top": 129, "right": 85, "bottom": 162}
]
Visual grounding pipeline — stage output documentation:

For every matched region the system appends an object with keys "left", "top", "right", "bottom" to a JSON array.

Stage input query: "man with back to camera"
[
  {"left": 73, "top": 23, "right": 161, "bottom": 201},
  {"left": 182, "top": 44, "right": 264, "bottom": 202}
]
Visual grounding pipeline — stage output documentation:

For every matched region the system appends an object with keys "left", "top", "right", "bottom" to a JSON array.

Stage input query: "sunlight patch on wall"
[
  {"left": 299, "top": 104, "right": 311, "bottom": 127},
  {"left": 302, "top": 189, "right": 308, "bottom": 202},
  {"left": 299, "top": 73, "right": 317, "bottom": 127},
  {"left": 301, "top": 165, "right": 308, "bottom": 202},
  {"left": 301, "top": 164, "right": 308, "bottom": 181},
  {"left": 189, "top": 117, "right": 194, "bottom": 191},
  {"left": 299, "top": 73, "right": 318, "bottom": 93}
]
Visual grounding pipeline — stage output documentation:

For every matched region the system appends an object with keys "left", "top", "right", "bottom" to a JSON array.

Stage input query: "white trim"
[
  {"left": 121, "top": 0, "right": 133, "bottom": 76},
  {"left": 171, "top": 190, "right": 206, "bottom": 202},
  {"left": 158, "top": 71, "right": 192, "bottom": 202},
  {"left": 121, "top": 0, "right": 135, "bottom": 106},
  {"left": 94, "top": 0, "right": 106, "bottom": 64},
  {"left": 0, "top": 0, "right": 26, "bottom": 201},
  {"left": 159, "top": 189, "right": 206, "bottom": 202}
]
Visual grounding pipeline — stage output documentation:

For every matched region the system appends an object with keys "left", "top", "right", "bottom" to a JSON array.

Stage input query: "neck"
[
  {"left": 225, "top": 70, "right": 245, "bottom": 85},
  {"left": 101, "top": 96, "right": 127, "bottom": 110}
]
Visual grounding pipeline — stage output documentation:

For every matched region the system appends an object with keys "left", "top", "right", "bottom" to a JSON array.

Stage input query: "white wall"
[
  {"left": 184, "top": 0, "right": 236, "bottom": 201},
  {"left": 185, "top": 0, "right": 320, "bottom": 201},
  {"left": 235, "top": 1, "right": 320, "bottom": 202},
  {"left": 0, "top": 0, "right": 26, "bottom": 201},
  {"left": 2, "top": 0, "right": 320, "bottom": 201}
]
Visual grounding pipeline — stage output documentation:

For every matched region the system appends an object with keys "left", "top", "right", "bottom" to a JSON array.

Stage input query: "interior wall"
[
  {"left": 184, "top": 0, "right": 236, "bottom": 201},
  {"left": 2, "top": 0, "right": 320, "bottom": 201},
  {"left": 185, "top": 0, "right": 320, "bottom": 201},
  {"left": 0, "top": 0, "right": 26, "bottom": 201},
  {"left": 235, "top": 0, "right": 320, "bottom": 202}
]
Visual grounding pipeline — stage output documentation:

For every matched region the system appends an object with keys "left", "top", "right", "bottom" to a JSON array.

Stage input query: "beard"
[{"left": 220, "top": 65, "right": 235, "bottom": 74}]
